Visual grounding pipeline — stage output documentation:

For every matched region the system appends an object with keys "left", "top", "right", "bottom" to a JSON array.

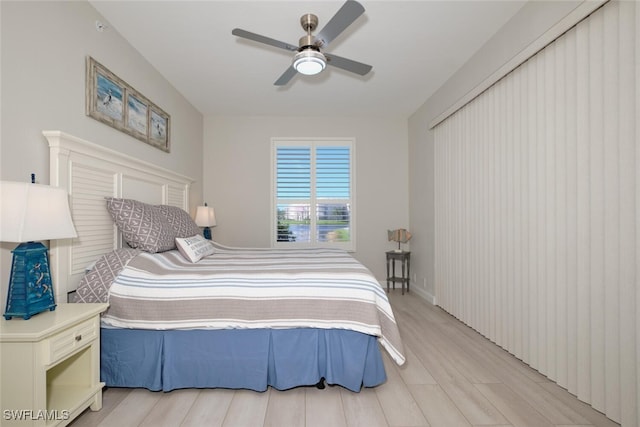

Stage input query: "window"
[{"left": 271, "top": 138, "right": 355, "bottom": 251}]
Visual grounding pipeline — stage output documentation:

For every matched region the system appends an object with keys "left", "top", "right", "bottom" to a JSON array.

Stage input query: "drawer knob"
[{"left": 75, "top": 335, "right": 82, "bottom": 342}]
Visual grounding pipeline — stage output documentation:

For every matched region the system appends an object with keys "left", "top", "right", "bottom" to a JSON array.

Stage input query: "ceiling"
[{"left": 89, "top": 1, "right": 526, "bottom": 118}]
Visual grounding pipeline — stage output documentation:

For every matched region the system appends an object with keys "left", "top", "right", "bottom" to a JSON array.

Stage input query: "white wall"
[
  {"left": 0, "top": 1, "right": 204, "bottom": 308},
  {"left": 203, "top": 115, "right": 409, "bottom": 281},
  {"left": 408, "top": 0, "right": 585, "bottom": 302}
]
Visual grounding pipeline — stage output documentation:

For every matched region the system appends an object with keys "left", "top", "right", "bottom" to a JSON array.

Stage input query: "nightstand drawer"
[{"left": 45, "top": 316, "right": 99, "bottom": 365}]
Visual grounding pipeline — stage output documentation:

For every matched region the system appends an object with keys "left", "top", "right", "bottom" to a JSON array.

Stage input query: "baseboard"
[
  {"left": 409, "top": 286, "right": 436, "bottom": 305},
  {"left": 377, "top": 278, "right": 436, "bottom": 305}
]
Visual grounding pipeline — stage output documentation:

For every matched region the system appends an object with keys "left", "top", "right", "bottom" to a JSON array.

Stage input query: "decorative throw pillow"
[
  {"left": 73, "top": 248, "right": 141, "bottom": 303},
  {"left": 156, "top": 205, "right": 202, "bottom": 238},
  {"left": 175, "top": 234, "right": 215, "bottom": 263},
  {"left": 106, "top": 197, "right": 176, "bottom": 253}
]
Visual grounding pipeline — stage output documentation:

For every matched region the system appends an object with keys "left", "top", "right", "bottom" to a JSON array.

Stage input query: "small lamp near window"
[
  {"left": 195, "top": 203, "right": 216, "bottom": 240},
  {"left": 387, "top": 228, "right": 412, "bottom": 252},
  {"left": 1, "top": 180, "right": 77, "bottom": 320}
]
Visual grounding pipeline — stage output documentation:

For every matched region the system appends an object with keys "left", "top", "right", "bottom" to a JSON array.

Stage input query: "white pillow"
[{"left": 175, "top": 234, "right": 215, "bottom": 263}]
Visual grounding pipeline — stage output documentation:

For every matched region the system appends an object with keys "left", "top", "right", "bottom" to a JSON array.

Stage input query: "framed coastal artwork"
[{"left": 85, "top": 56, "right": 170, "bottom": 152}]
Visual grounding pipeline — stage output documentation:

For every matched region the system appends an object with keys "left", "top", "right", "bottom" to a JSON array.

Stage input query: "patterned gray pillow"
[
  {"left": 106, "top": 198, "right": 176, "bottom": 253},
  {"left": 156, "top": 205, "right": 202, "bottom": 238},
  {"left": 73, "top": 248, "right": 141, "bottom": 303}
]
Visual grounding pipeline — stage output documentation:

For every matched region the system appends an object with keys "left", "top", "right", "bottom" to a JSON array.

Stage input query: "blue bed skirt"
[{"left": 100, "top": 328, "right": 387, "bottom": 392}]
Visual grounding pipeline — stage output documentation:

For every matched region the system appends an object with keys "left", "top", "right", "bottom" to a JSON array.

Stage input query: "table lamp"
[
  {"left": 387, "top": 228, "right": 412, "bottom": 252},
  {"left": 195, "top": 203, "right": 216, "bottom": 240},
  {"left": 1, "top": 180, "right": 77, "bottom": 320}
]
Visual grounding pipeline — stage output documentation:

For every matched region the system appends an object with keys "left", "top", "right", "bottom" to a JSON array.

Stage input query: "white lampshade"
[
  {"left": 0, "top": 181, "right": 77, "bottom": 243},
  {"left": 293, "top": 50, "right": 326, "bottom": 76},
  {"left": 195, "top": 205, "right": 217, "bottom": 227}
]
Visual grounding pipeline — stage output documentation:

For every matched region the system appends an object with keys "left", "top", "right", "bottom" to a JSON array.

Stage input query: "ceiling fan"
[{"left": 232, "top": 0, "right": 372, "bottom": 86}]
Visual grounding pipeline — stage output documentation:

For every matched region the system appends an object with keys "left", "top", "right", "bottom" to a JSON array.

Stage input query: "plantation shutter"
[
  {"left": 276, "top": 146, "right": 311, "bottom": 243},
  {"left": 272, "top": 139, "right": 355, "bottom": 250},
  {"left": 316, "top": 146, "right": 351, "bottom": 243}
]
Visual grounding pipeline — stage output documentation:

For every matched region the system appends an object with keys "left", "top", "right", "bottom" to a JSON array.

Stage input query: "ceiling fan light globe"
[
  {"left": 295, "top": 59, "right": 324, "bottom": 75},
  {"left": 293, "top": 50, "right": 326, "bottom": 75}
]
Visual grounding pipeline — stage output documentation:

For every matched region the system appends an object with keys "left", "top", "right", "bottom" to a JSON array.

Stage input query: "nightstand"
[
  {"left": 0, "top": 303, "right": 108, "bottom": 426},
  {"left": 386, "top": 251, "right": 411, "bottom": 294}
]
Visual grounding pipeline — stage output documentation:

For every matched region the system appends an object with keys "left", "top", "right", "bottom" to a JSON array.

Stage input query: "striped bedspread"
[{"left": 102, "top": 244, "right": 406, "bottom": 366}]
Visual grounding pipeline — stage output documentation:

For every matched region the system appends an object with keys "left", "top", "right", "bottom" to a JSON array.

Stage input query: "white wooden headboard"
[{"left": 44, "top": 130, "right": 194, "bottom": 303}]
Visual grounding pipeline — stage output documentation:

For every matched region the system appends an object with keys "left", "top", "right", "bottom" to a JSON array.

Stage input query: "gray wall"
[
  {"left": 203, "top": 115, "right": 409, "bottom": 281},
  {"left": 408, "top": 0, "right": 584, "bottom": 302},
  {"left": 0, "top": 1, "right": 204, "bottom": 308},
  {"left": 0, "top": 0, "right": 590, "bottom": 310}
]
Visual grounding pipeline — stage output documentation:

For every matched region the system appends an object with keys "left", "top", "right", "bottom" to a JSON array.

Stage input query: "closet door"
[{"left": 433, "top": 1, "right": 638, "bottom": 424}]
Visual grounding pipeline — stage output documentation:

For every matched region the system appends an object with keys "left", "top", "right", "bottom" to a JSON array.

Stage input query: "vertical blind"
[{"left": 433, "top": 1, "right": 638, "bottom": 425}]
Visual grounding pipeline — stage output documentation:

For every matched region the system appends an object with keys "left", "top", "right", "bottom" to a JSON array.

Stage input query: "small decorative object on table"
[
  {"left": 387, "top": 228, "right": 412, "bottom": 252},
  {"left": 1, "top": 176, "right": 77, "bottom": 320},
  {"left": 195, "top": 203, "right": 217, "bottom": 240}
]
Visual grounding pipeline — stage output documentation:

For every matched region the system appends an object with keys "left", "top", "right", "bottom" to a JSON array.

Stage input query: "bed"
[{"left": 44, "top": 130, "right": 405, "bottom": 392}]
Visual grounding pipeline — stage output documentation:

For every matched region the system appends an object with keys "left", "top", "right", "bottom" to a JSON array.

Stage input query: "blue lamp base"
[
  {"left": 203, "top": 227, "right": 212, "bottom": 240},
  {"left": 3, "top": 242, "right": 56, "bottom": 320}
]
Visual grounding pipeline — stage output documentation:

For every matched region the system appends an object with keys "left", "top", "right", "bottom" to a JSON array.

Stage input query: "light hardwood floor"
[{"left": 70, "top": 292, "right": 620, "bottom": 427}]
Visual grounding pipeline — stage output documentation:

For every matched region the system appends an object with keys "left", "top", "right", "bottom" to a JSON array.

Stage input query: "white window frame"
[{"left": 270, "top": 137, "right": 356, "bottom": 251}]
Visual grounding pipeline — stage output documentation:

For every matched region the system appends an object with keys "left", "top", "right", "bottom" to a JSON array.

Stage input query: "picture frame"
[
  {"left": 86, "top": 56, "right": 170, "bottom": 152},
  {"left": 126, "top": 92, "right": 148, "bottom": 139},
  {"left": 149, "top": 107, "right": 170, "bottom": 148}
]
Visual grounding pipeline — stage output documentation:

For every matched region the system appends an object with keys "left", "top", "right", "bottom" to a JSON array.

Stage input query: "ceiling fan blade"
[
  {"left": 315, "top": 0, "right": 365, "bottom": 48},
  {"left": 325, "top": 53, "right": 372, "bottom": 76},
  {"left": 232, "top": 28, "right": 298, "bottom": 52},
  {"left": 274, "top": 66, "right": 298, "bottom": 86}
]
